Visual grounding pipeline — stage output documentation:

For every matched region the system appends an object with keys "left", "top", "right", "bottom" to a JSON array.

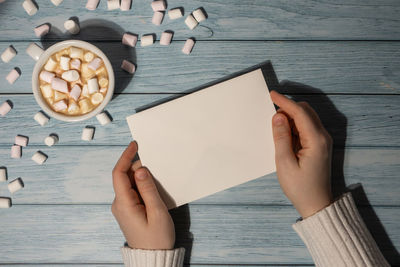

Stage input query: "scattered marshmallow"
[
  {"left": 64, "top": 19, "right": 80, "bottom": 35},
  {"left": 82, "top": 126, "right": 95, "bottom": 141},
  {"left": 34, "top": 24, "right": 50, "bottom": 37},
  {"left": 120, "top": 0, "right": 131, "bottom": 11},
  {"left": 34, "top": 111, "right": 49, "bottom": 126},
  {"left": 6, "top": 69, "right": 20, "bottom": 84},
  {"left": 51, "top": 0, "right": 63, "bottom": 6},
  {"left": 44, "top": 135, "right": 59, "bottom": 147},
  {"left": 0, "top": 168, "right": 7, "bottom": 182},
  {"left": 160, "top": 31, "right": 173, "bottom": 45},
  {"left": 61, "top": 70, "right": 80, "bottom": 82},
  {"left": 53, "top": 100, "right": 68, "bottom": 111},
  {"left": 60, "top": 56, "right": 70, "bottom": 70},
  {"left": 15, "top": 135, "right": 28, "bottom": 147},
  {"left": 107, "top": 0, "right": 119, "bottom": 10},
  {"left": 91, "top": 92, "right": 104, "bottom": 105},
  {"left": 26, "top": 43, "right": 44, "bottom": 61},
  {"left": 152, "top": 11, "right": 164, "bottom": 25},
  {"left": 39, "top": 70, "right": 55, "bottom": 83},
  {"left": 0, "top": 198, "right": 11, "bottom": 209},
  {"left": 185, "top": 15, "right": 198, "bottom": 30},
  {"left": 0, "top": 101, "right": 12, "bottom": 116},
  {"left": 1, "top": 46, "right": 17, "bottom": 63},
  {"left": 151, "top": 0, "right": 166, "bottom": 11},
  {"left": 168, "top": 8, "right": 183, "bottom": 20},
  {"left": 182, "top": 38, "right": 195, "bottom": 55},
  {"left": 70, "top": 84, "right": 81, "bottom": 101},
  {"left": 88, "top": 78, "right": 99, "bottom": 94},
  {"left": 22, "top": 0, "right": 37, "bottom": 16},
  {"left": 121, "top": 59, "right": 136, "bottom": 74},
  {"left": 88, "top": 58, "right": 102, "bottom": 71},
  {"left": 122, "top": 33, "right": 138, "bottom": 47},
  {"left": 96, "top": 111, "right": 111, "bottom": 125},
  {"left": 32, "top": 151, "right": 48, "bottom": 165},
  {"left": 70, "top": 47, "right": 83, "bottom": 59},
  {"left": 70, "top": 58, "right": 81, "bottom": 70},
  {"left": 86, "top": 0, "right": 99, "bottom": 10},
  {"left": 44, "top": 57, "right": 57, "bottom": 71},
  {"left": 11, "top": 145, "right": 21, "bottom": 159},
  {"left": 51, "top": 77, "right": 68, "bottom": 93},
  {"left": 193, "top": 8, "right": 207, "bottom": 22},
  {"left": 141, "top": 34, "right": 154, "bottom": 47}
]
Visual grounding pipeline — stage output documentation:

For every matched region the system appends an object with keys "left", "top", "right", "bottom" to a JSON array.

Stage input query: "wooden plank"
[
  {"left": 0, "top": 146, "right": 399, "bottom": 206},
  {"left": 0, "top": 94, "right": 399, "bottom": 146},
  {"left": 0, "top": 205, "right": 398, "bottom": 265},
  {"left": 0, "top": 0, "right": 400, "bottom": 40},
  {"left": 1, "top": 41, "right": 400, "bottom": 94}
]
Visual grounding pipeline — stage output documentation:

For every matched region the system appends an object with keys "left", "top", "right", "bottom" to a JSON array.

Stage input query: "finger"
[
  {"left": 272, "top": 113, "right": 298, "bottom": 168},
  {"left": 112, "top": 142, "right": 138, "bottom": 198},
  {"left": 131, "top": 159, "right": 142, "bottom": 172},
  {"left": 134, "top": 167, "right": 166, "bottom": 213}
]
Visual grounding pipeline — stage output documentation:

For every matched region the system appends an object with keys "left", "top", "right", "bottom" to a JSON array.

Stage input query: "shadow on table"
[
  {"left": 40, "top": 19, "right": 136, "bottom": 100},
  {"left": 170, "top": 205, "right": 193, "bottom": 264}
]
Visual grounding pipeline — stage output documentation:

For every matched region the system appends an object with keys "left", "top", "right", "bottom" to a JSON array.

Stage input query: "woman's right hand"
[{"left": 270, "top": 91, "right": 333, "bottom": 218}]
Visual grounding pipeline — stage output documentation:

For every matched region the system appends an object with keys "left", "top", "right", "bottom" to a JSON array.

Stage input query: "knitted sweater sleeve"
[
  {"left": 292, "top": 192, "right": 390, "bottom": 267},
  {"left": 120, "top": 247, "right": 185, "bottom": 267}
]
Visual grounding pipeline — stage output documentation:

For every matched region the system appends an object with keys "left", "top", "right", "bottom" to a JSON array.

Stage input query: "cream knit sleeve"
[
  {"left": 121, "top": 247, "right": 185, "bottom": 267},
  {"left": 293, "top": 192, "right": 390, "bottom": 267}
]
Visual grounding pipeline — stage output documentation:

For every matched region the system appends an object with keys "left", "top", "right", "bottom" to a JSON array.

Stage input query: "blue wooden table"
[{"left": 1, "top": 0, "right": 399, "bottom": 266}]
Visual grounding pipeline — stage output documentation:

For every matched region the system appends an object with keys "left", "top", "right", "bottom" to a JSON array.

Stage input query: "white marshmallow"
[
  {"left": 100, "top": 87, "right": 107, "bottom": 94},
  {"left": 82, "top": 127, "right": 95, "bottom": 141},
  {"left": 51, "top": 0, "right": 63, "bottom": 6},
  {"left": 15, "top": 135, "right": 28, "bottom": 147},
  {"left": 34, "top": 24, "right": 50, "bottom": 37},
  {"left": 34, "top": 111, "right": 49, "bottom": 126},
  {"left": 84, "top": 52, "right": 94, "bottom": 62},
  {"left": 64, "top": 19, "right": 80, "bottom": 34},
  {"left": 91, "top": 92, "right": 104, "bottom": 105},
  {"left": 68, "top": 102, "right": 79, "bottom": 113},
  {"left": 86, "top": 0, "right": 99, "bottom": 10},
  {"left": 53, "top": 100, "right": 68, "bottom": 111},
  {"left": 120, "top": 0, "right": 131, "bottom": 11},
  {"left": 0, "top": 168, "right": 7, "bottom": 182},
  {"left": 107, "top": 0, "right": 119, "bottom": 10},
  {"left": 44, "top": 135, "right": 58, "bottom": 146},
  {"left": 121, "top": 59, "right": 136, "bottom": 74},
  {"left": 70, "top": 58, "right": 81, "bottom": 70},
  {"left": 122, "top": 33, "right": 138, "bottom": 47},
  {"left": 62, "top": 70, "right": 80, "bottom": 82},
  {"left": 141, "top": 34, "right": 154, "bottom": 47},
  {"left": 32, "top": 151, "right": 47, "bottom": 165},
  {"left": 6, "top": 69, "right": 20, "bottom": 84},
  {"left": 160, "top": 31, "right": 173, "bottom": 45},
  {"left": 88, "top": 78, "right": 99, "bottom": 94},
  {"left": 60, "top": 56, "right": 70, "bottom": 70},
  {"left": 70, "top": 84, "right": 81, "bottom": 101},
  {"left": 41, "top": 84, "right": 53, "bottom": 98},
  {"left": 8, "top": 178, "right": 24, "bottom": 193},
  {"left": 11, "top": 145, "right": 21, "bottom": 159},
  {"left": 22, "top": 0, "right": 37, "bottom": 16},
  {"left": 82, "top": 84, "right": 89, "bottom": 97},
  {"left": 0, "top": 198, "right": 11, "bottom": 209},
  {"left": 70, "top": 47, "right": 83, "bottom": 59},
  {"left": 96, "top": 111, "right": 111, "bottom": 125},
  {"left": 1, "top": 46, "right": 17, "bottom": 63},
  {"left": 51, "top": 77, "right": 68, "bottom": 93},
  {"left": 0, "top": 101, "right": 12, "bottom": 116},
  {"left": 152, "top": 11, "right": 164, "bottom": 25},
  {"left": 44, "top": 57, "right": 57, "bottom": 71},
  {"left": 168, "top": 8, "right": 183, "bottom": 20},
  {"left": 151, "top": 0, "right": 166, "bottom": 11},
  {"left": 185, "top": 15, "right": 198, "bottom": 30},
  {"left": 26, "top": 43, "right": 44, "bottom": 61},
  {"left": 193, "top": 8, "right": 207, "bottom": 22},
  {"left": 88, "top": 57, "right": 102, "bottom": 71},
  {"left": 39, "top": 70, "right": 55, "bottom": 83},
  {"left": 182, "top": 38, "right": 195, "bottom": 54}
]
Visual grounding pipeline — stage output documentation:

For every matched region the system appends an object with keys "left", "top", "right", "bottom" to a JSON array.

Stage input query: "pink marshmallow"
[
  {"left": 0, "top": 101, "right": 12, "bottom": 116},
  {"left": 121, "top": 60, "right": 136, "bottom": 74},
  {"left": 86, "top": 0, "right": 99, "bottom": 10},
  {"left": 151, "top": 0, "right": 166, "bottom": 11},
  {"left": 122, "top": 33, "right": 138, "bottom": 47},
  {"left": 51, "top": 77, "right": 68, "bottom": 93},
  {"left": 120, "top": 0, "right": 131, "bottom": 11},
  {"left": 39, "top": 70, "right": 55, "bottom": 83},
  {"left": 152, "top": 11, "right": 164, "bottom": 25},
  {"left": 160, "top": 31, "right": 173, "bottom": 45},
  {"left": 88, "top": 57, "right": 102, "bottom": 71},
  {"left": 6, "top": 69, "right": 20, "bottom": 84},
  {"left": 54, "top": 100, "right": 67, "bottom": 111},
  {"left": 15, "top": 135, "right": 28, "bottom": 147},
  {"left": 11, "top": 145, "right": 21, "bottom": 159},
  {"left": 34, "top": 24, "right": 50, "bottom": 38},
  {"left": 70, "top": 84, "right": 81, "bottom": 101},
  {"left": 70, "top": 58, "right": 81, "bottom": 70},
  {"left": 182, "top": 38, "right": 195, "bottom": 55}
]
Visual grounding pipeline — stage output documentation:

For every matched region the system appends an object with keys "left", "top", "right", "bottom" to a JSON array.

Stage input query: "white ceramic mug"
[{"left": 32, "top": 40, "right": 115, "bottom": 122}]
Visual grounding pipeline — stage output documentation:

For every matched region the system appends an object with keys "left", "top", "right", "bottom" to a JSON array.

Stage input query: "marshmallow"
[
  {"left": 0, "top": 198, "right": 11, "bottom": 209},
  {"left": 15, "top": 135, "right": 28, "bottom": 147},
  {"left": 160, "top": 31, "right": 173, "bottom": 45},
  {"left": 40, "top": 84, "right": 53, "bottom": 98},
  {"left": 168, "top": 8, "right": 183, "bottom": 20},
  {"left": 60, "top": 56, "right": 70, "bottom": 70},
  {"left": 152, "top": 11, "right": 164, "bottom": 25},
  {"left": 151, "top": 0, "right": 166, "bottom": 11},
  {"left": 86, "top": 0, "right": 99, "bottom": 10},
  {"left": 44, "top": 135, "right": 59, "bottom": 146},
  {"left": 193, "top": 8, "right": 207, "bottom": 22},
  {"left": 0, "top": 101, "right": 12, "bottom": 116},
  {"left": 82, "top": 84, "right": 89, "bottom": 97},
  {"left": 88, "top": 58, "right": 102, "bottom": 71},
  {"left": 70, "top": 58, "right": 81, "bottom": 70},
  {"left": 120, "top": 0, "right": 131, "bottom": 11},
  {"left": 11, "top": 145, "right": 21, "bottom": 159},
  {"left": 0, "top": 168, "right": 7, "bottom": 182},
  {"left": 100, "top": 87, "right": 107, "bottom": 94},
  {"left": 68, "top": 101, "right": 79, "bottom": 113},
  {"left": 1, "top": 46, "right": 17, "bottom": 63},
  {"left": 99, "top": 78, "right": 108, "bottom": 88},
  {"left": 8, "top": 178, "right": 24, "bottom": 193},
  {"left": 51, "top": 77, "right": 68, "bottom": 93},
  {"left": 34, "top": 111, "right": 49, "bottom": 126},
  {"left": 22, "top": 0, "right": 37, "bottom": 16},
  {"left": 53, "top": 100, "right": 67, "bottom": 111},
  {"left": 32, "top": 151, "right": 47, "bottom": 165},
  {"left": 141, "top": 34, "right": 154, "bottom": 47},
  {"left": 107, "top": 0, "right": 119, "bottom": 10},
  {"left": 44, "top": 57, "right": 57, "bottom": 71},
  {"left": 88, "top": 78, "right": 99, "bottom": 94},
  {"left": 182, "top": 38, "right": 195, "bottom": 55},
  {"left": 185, "top": 15, "right": 198, "bottom": 30},
  {"left": 34, "top": 24, "right": 50, "bottom": 37},
  {"left": 39, "top": 70, "right": 55, "bottom": 83},
  {"left": 121, "top": 59, "right": 136, "bottom": 74},
  {"left": 6, "top": 69, "right": 20, "bottom": 84},
  {"left": 84, "top": 52, "right": 94, "bottom": 62},
  {"left": 64, "top": 19, "right": 80, "bottom": 34},
  {"left": 91, "top": 92, "right": 104, "bottom": 105},
  {"left": 70, "top": 84, "right": 81, "bottom": 101},
  {"left": 79, "top": 99, "right": 92, "bottom": 113},
  {"left": 95, "top": 66, "right": 106, "bottom": 76},
  {"left": 51, "top": 0, "right": 63, "bottom": 6},
  {"left": 96, "top": 111, "right": 111, "bottom": 125},
  {"left": 122, "top": 33, "right": 138, "bottom": 47},
  {"left": 26, "top": 43, "right": 44, "bottom": 61},
  {"left": 70, "top": 47, "right": 83, "bottom": 59},
  {"left": 82, "top": 126, "right": 95, "bottom": 141},
  {"left": 62, "top": 70, "right": 80, "bottom": 82},
  {"left": 54, "top": 90, "right": 67, "bottom": 101}
]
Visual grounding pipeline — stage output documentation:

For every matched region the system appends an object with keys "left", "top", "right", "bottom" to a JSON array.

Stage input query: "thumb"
[
  {"left": 134, "top": 167, "right": 166, "bottom": 212},
  {"left": 272, "top": 113, "right": 297, "bottom": 167}
]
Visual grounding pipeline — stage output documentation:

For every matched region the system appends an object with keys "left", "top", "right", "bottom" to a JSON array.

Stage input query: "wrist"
[{"left": 297, "top": 196, "right": 333, "bottom": 219}]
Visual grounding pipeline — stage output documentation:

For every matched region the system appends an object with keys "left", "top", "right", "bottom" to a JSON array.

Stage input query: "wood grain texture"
[
  {"left": 0, "top": 205, "right": 398, "bottom": 264},
  {"left": 0, "top": 0, "right": 400, "bottom": 40},
  {"left": 1, "top": 41, "right": 400, "bottom": 94},
  {"left": 0, "top": 146, "right": 398, "bottom": 206}
]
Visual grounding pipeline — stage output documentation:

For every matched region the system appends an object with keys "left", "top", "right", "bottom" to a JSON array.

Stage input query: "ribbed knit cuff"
[
  {"left": 293, "top": 192, "right": 389, "bottom": 267},
  {"left": 121, "top": 247, "right": 185, "bottom": 267}
]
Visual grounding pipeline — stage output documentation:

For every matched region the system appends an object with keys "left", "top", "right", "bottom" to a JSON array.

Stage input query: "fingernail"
[
  {"left": 136, "top": 169, "right": 147, "bottom": 180},
  {"left": 273, "top": 114, "right": 284, "bottom": 126}
]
